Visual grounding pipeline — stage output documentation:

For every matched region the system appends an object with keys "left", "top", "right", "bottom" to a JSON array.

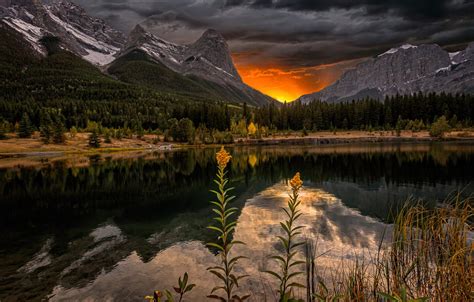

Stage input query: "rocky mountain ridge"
[
  {"left": 123, "top": 25, "right": 242, "bottom": 85},
  {"left": 0, "top": 0, "right": 274, "bottom": 105},
  {"left": 1, "top": 0, "right": 125, "bottom": 65},
  {"left": 298, "top": 42, "right": 474, "bottom": 104}
]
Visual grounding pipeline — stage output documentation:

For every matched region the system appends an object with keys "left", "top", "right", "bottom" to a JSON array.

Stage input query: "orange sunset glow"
[
  {"left": 235, "top": 65, "right": 328, "bottom": 102},
  {"left": 232, "top": 54, "right": 361, "bottom": 102}
]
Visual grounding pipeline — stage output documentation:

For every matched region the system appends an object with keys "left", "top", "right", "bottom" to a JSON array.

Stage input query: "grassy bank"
[{"left": 1, "top": 130, "right": 474, "bottom": 155}]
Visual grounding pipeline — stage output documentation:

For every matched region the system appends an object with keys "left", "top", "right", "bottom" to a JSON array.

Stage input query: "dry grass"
[
  {"left": 306, "top": 196, "right": 473, "bottom": 301},
  {"left": 0, "top": 132, "right": 170, "bottom": 154}
]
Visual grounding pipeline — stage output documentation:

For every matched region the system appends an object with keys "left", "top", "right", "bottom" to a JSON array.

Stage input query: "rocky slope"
[
  {"left": 298, "top": 43, "right": 474, "bottom": 103},
  {"left": 0, "top": 0, "right": 126, "bottom": 65},
  {"left": 0, "top": 0, "right": 274, "bottom": 105},
  {"left": 119, "top": 25, "right": 271, "bottom": 105}
]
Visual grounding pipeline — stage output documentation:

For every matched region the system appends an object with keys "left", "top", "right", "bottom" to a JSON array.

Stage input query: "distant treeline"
[
  {"left": 0, "top": 93, "right": 473, "bottom": 140},
  {"left": 255, "top": 92, "right": 474, "bottom": 131},
  {"left": 0, "top": 98, "right": 234, "bottom": 131}
]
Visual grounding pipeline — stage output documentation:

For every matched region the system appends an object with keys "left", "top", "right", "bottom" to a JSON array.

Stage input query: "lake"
[{"left": 0, "top": 142, "right": 473, "bottom": 301}]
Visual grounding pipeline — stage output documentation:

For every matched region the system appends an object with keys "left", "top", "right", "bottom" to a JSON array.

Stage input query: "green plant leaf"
[
  {"left": 287, "top": 271, "right": 303, "bottom": 280},
  {"left": 264, "top": 270, "right": 283, "bottom": 281},
  {"left": 289, "top": 260, "right": 305, "bottom": 267},
  {"left": 207, "top": 226, "right": 224, "bottom": 234},
  {"left": 228, "top": 256, "right": 247, "bottom": 266},
  {"left": 184, "top": 284, "right": 196, "bottom": 293},
  {"left": 287, "top": 282, "right": 305, "bottom": 288},
  {"left": 206, "top": 242, "right": 225, "bottom": 252},
  {"left": 270, "top": 255, "right": 287, "bottom": 264},
  {"left": 207, "top": 294, "right": 226, "bottom": 301},
  {"left": 209, "top": 270, "right": 227, "bottom": 283}
]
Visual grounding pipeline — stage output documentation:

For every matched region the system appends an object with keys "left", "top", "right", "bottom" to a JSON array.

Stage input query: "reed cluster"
[{"left": 306, "top": 197, "right": 473, "bottom": 302}]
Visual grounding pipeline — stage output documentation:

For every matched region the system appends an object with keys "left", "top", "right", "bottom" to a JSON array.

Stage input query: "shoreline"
[{"left": 0, "top": 130, "right": 473, "bottom": 157}]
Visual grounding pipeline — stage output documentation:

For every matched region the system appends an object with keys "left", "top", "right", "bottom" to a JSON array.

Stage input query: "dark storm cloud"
[
  {"left": 72, "top": 0, "right": 474, "bottom": 67},
  {"left": 238, "top": 0, "right": 469, "bottom": 20}
]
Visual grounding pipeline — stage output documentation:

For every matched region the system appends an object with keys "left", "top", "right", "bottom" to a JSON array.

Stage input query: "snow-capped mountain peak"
[
  {"left": 298, "top": 42, "right": 474, "bottom": 104},
  {"left": 1, "top": 0, "right": 126, "bottom": 65},
  {"left": 121, "top": 25, "right": 242, "bottom": 84}
]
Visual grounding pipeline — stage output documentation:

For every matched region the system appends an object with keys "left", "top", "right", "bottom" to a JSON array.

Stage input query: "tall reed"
[
  {"left": 385, "top": 197, "right": 473, "bottom": 300},
  {"left": 304, "top": 196, "right": 473, "bottom": 302}
]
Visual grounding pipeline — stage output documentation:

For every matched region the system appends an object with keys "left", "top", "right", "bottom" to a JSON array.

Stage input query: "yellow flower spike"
[
  {"left": 290, "top": 172, "right": 303, "bottom": 191},
  {"left": 216, "top": 146, "right": 232, "bottom": 169}
]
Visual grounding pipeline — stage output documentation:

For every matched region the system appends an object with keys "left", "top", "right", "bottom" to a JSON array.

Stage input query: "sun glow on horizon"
[
  {"left": 232, "top": 55, "right": 362, "bottom": 102},
  {"left": 235, "top": 64, "right": 328, "bottom": 102}
]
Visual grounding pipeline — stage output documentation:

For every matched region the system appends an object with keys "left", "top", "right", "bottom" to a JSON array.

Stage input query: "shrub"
[
  {"left": 69, "top": 126, "right": 78, "bottom": 138},
  {"left": 176, "top": 118, "right": 195, "bottom": 143},
  {"left": 52, "top": 114, "right": 66, "bottom": 144},
  {"left": 429, "top": 116, "right": 450, "bottom": 138}
]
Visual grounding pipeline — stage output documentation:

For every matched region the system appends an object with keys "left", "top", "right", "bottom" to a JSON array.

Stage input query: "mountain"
[
  {"left": 114, "top": 24, "right": 272, "bottom": 105},
  {"left": 298, "top": 43, "right": 474, "bottom": 104},
  {"left": 0, "top": 0, "right": 274, "bottom": 106},
  {"left": 0, "top": 0, "right": 125, "bottom": 65}
]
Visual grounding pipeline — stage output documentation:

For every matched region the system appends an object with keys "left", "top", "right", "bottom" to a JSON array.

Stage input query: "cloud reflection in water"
[{"left": 49, "top": 182, "right": 388, "bottom": 301}]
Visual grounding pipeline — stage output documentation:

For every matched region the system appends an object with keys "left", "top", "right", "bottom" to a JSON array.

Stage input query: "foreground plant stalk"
[
  {"left": 266, "top": 172, "right": 306, "bottom": 301},
  {"left": 207, "top": 146, "right": 249, "bottom": 302}
]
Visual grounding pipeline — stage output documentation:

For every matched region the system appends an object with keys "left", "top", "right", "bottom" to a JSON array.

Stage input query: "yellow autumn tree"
[{"left": 247, "top": 122, "right": 257, "bottom": 136}]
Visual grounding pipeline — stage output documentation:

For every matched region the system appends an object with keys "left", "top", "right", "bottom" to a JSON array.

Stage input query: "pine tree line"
[
  {"left": 255, "top": 92, "right": 473, "bottom": 130},
  {"left": 1, "top": 93, "right": 472, "bottom": 141}
]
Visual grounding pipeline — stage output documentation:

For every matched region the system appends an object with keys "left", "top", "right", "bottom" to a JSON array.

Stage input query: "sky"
[{"left": 74, "top": 0, "right": 474, "bottom": 101}]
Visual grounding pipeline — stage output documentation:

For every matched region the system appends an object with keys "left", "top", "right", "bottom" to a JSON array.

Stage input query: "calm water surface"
[{"left": 0, "top": 143, "right": 473, "bottom": 301}]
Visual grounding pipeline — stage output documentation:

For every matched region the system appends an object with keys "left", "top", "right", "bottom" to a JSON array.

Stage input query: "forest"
[{"left": 0, "top": 92, "right": 472, "bottom": 140}]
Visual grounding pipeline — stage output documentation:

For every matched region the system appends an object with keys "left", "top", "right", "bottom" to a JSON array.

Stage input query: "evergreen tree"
[
  {"left": 52, "top": 113, "right": 66, "bottom": 144},
  {"left": 0, "top": 121, "right": 7, "bottom": 140},
  {"left": 395, "top": 115, "right": 403, "bottom": 137},
  {"left": 88, "top": 129, "right": 101, "bottom": 148},
  {"left": 313, "top": 106, "right": 323, "bottom": 130},
  {"left": 40, "top": 110, "right": 53, "bottom": 143},
  {"left": 243, "top": 102, "right": 248, "bottom": 122},
  {"left": 18, "top": 113, "right": 33, "bottom": 138}
]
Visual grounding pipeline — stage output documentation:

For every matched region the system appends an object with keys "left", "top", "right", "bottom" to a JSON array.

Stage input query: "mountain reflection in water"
[
  {"left": 48, "top": 183, "right": 388, "bottom": 302},
  {"left": 0, "top": 142, "right": 472, "bottom": 301}
]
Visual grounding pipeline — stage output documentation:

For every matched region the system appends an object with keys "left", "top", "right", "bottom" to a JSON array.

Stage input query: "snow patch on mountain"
[
  {"left": 2, "top": 0, "right": 125, "bottom": 66},
  {"left": 201, "top": 57, "right": 235, "bottom": 78},
  {"left": 436, "top": 66, "right": 451, "bottom": 73},
  {"left": 23, "top": 10, "right": 34, "bottom": 20},
  {"left": 379, "top": 44, "right": 417, "bottom": 57},
  {"left": 83, "top": 49, "right": 116, "bottom": 65},
  {"left": 2, "top": 17, "right": 45, "bottom": 54},
  {"left": 449, "top": 51, "right": 460, "bottom": 61},
  {"left": 46, "top": 9, "right": 119, "bottom": 58}
]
